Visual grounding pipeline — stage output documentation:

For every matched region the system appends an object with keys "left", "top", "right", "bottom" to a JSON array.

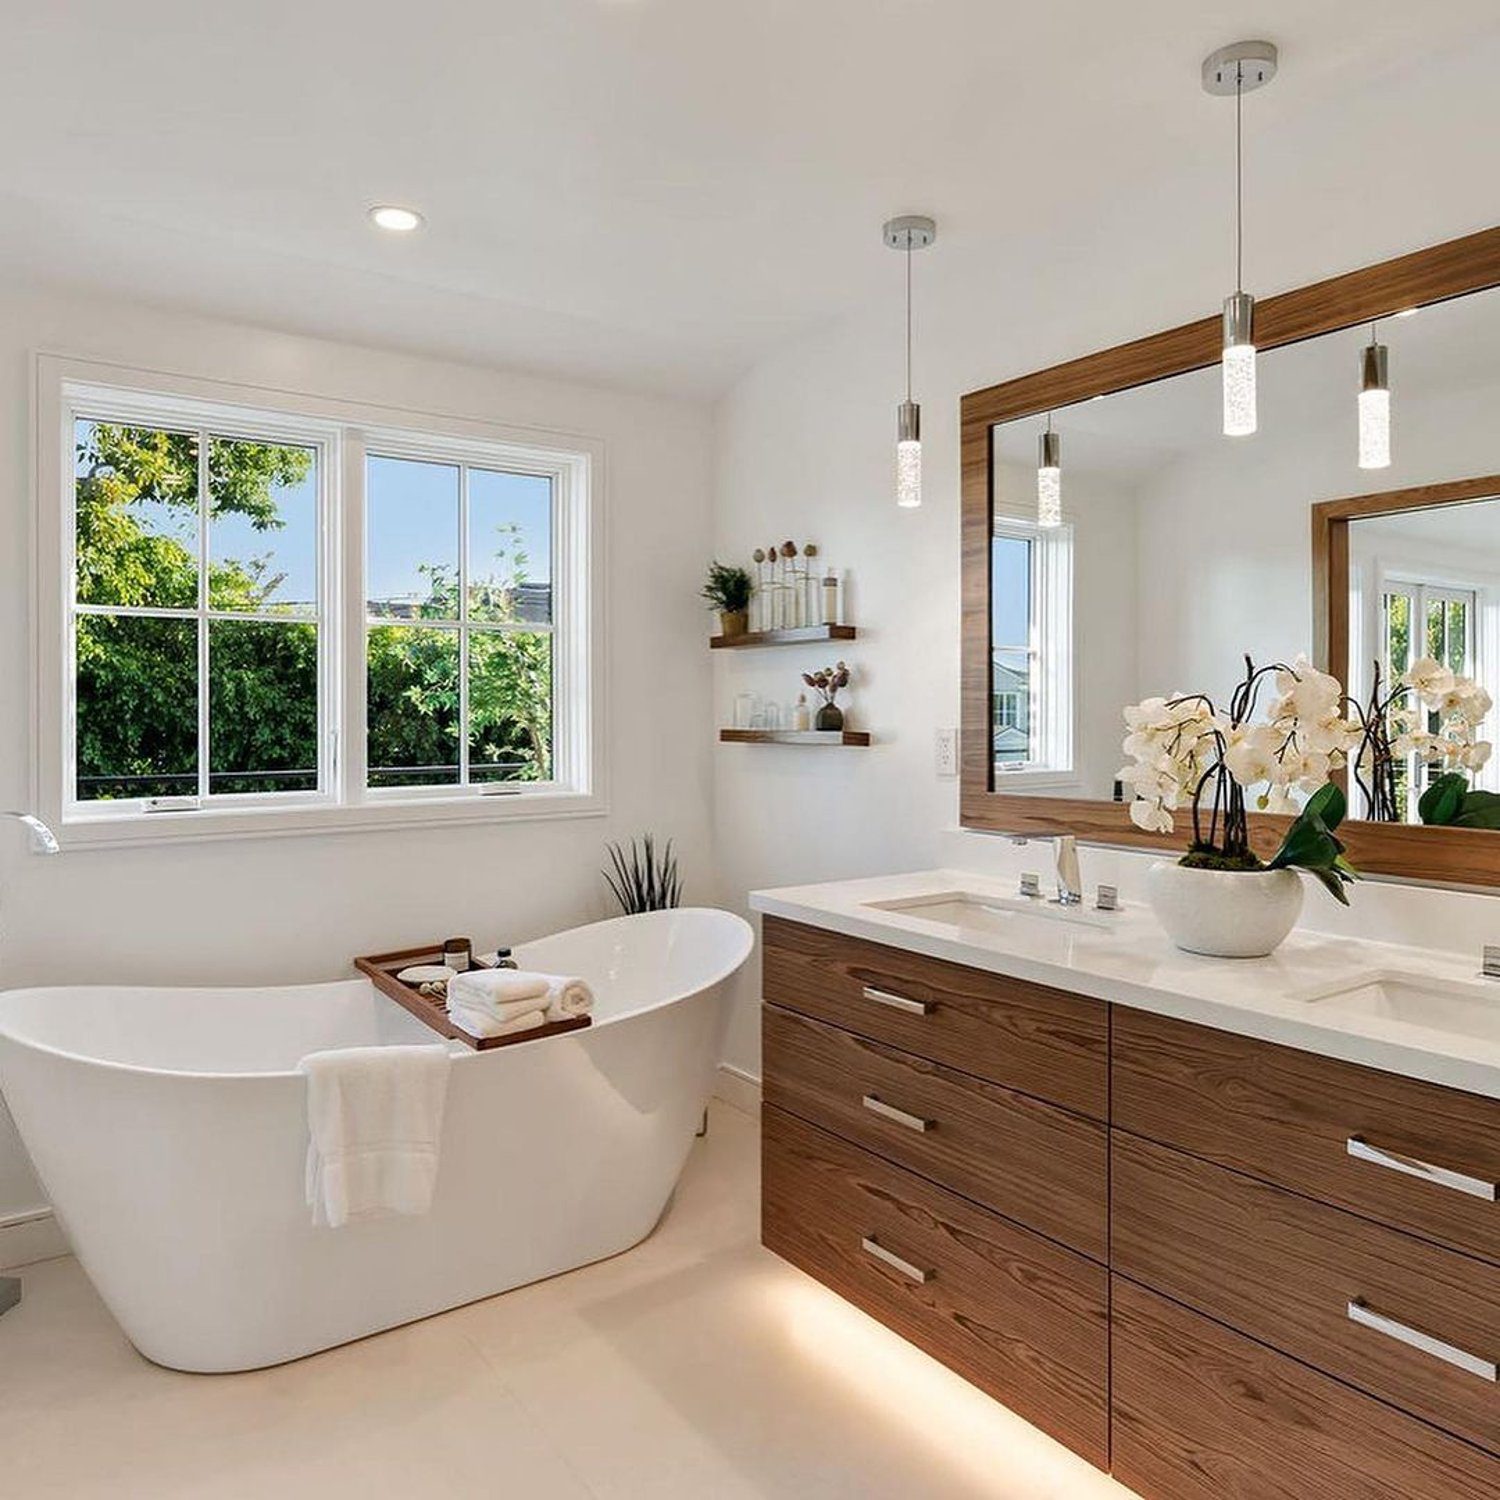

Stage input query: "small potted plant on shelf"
[
  {"left": 803, "top": 661, "right": 851, "bottom": 732},
  {"left": 701, "top": 561, "right": 754, "bottom": 639},
  {"left": 1119, "top": 655, "right": 1360, "bottom": 957}
]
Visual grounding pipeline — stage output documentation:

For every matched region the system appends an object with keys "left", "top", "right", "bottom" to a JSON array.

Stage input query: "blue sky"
[
  {"left": 77, "top": 421, "right": 552, "bottom": 614},
  {"left": 991, "top": 535, "right": 1030, "bottom": 648},
  {"left": 366, "top": 456, "right": 551, "bottom": 611}
]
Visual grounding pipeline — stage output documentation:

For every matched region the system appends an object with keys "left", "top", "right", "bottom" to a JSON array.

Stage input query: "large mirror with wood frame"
[{"left": 960, "top": 227, "right": 1500, "bottom": 887}]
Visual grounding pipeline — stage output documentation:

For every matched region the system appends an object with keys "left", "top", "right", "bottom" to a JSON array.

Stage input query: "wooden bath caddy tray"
[{"left": 354, "top": 943, "right": 593, "bottom": 1052}]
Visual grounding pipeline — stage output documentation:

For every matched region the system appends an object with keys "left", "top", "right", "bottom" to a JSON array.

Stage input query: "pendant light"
[
  {"left": 884, "top": 215, "right": 936, "bottom": 508},
  {"left": 1203, "top": 41, "right": 1278, "bottom": 437},
  {"left": 1359, "top": 322, "right": 1391, "bottom": 469},
  {"left": 1037, "top": 414, "right": 1062, "bottom": 528}
]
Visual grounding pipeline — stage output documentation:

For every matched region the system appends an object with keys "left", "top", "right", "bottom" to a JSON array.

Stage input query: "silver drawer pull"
[
  {"left": 862, "top": 985, "right": 932, "bottom": 1016},
  {"left": 862, "top": 1093, "right": 933, "bottom": 1133},
  {"left": 861, "top": 1235, "right": 931, "bottom": 1284},
  {"left": 1346, "top": 1136, "right": 1498, "bottom": 1202},
  {"left": 1347, "top": 1300, "right": 1497, "bottom": 1382}
]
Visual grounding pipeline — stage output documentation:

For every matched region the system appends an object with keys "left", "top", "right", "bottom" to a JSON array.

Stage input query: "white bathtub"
[{"left": 0, "top": 907, "right": 753, "bottom": 1372}]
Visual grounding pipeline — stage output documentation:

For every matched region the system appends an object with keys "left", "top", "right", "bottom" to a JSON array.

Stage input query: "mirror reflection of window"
[
  {"left": 1350, "top": 496, "right": 1500, "bottom": 820},
  {"left": 990, "top": 520, "right": 1074, "bottom": 783}
]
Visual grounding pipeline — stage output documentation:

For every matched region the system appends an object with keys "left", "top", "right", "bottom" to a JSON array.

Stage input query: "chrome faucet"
[
  {"left": 1, "top": 812, "right": 60, "bottom": 855},
  {"left": 1009, "top": 833, "right": 1083, "bottom": 907},
  {"left": 1052, "top": 835, "right": 1083, "bottom": 907}
]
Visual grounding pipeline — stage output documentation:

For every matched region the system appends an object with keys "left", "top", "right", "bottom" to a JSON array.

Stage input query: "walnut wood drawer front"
[
  {"left": 1113, "top": 1007, "right": 1500, "bottom": 1266},
  {"left": 1113, "top": 1131, "right": 1500, "bottom": 1453},
  {"left": 762, "top": 916, "right": 1107, "bottom": 1120},
  {"left": 763, "top": 1104, "right": 1109, "bottom": 1469},
  {"left": 1111, "top": 1278, "right": 1500, "bottom": 1500},
  {"left": 763, "top": 1003, "right": 1108, "bottom": 1261}
]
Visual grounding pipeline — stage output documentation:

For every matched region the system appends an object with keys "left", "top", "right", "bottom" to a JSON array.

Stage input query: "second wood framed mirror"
[{"left": 960, "top": 226, "right": 1500, "bottom": 887}]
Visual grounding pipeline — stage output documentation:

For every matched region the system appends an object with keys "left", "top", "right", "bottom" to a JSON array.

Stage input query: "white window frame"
[
  {"left": 991, "top": 518, "right": 1075, "bottom": 787},
  {"left": 34, "top": 354, "right": 606, "bottom": 847}
]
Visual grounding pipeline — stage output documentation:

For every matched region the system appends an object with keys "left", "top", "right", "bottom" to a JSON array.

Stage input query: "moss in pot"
[{"left": 1122, "top": 656, "right": 1360, "bottom": 958}]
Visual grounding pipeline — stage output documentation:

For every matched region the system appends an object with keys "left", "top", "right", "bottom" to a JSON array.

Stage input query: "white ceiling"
[{"left": 2, "top": 2, "right": 1499, "bottom": 397}]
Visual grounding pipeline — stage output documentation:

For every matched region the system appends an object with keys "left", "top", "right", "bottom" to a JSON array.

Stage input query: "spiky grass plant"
[{"left": 603, "top": 834, "right": 683, "bottom": 914}]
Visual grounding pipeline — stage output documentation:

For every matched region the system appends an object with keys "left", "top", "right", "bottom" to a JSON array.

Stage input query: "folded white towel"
[
  {"left": 447, "top": 969, "right": 548, "bottom": 1010},
  {"left": 447, "top": 1004, "right": 547, "bottom": 1041},
  {"left": 538, "top": 974, "right": 595, "bottom": 1021},
  {"left": 297, "top": 1045, "right": 452, "bottom": 1230}
]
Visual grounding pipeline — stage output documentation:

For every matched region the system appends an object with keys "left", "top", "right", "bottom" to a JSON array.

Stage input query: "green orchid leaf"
[
  {"left": 1452, "top": 790, "right": 1500, "bottom": 830},
  {"left": 1419, "top": 772, "right": 1468, "bottom": 827}
]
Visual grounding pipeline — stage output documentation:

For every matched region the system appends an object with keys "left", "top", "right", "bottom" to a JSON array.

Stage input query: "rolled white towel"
[
  {"left": 448, "top": 1004, "right": 547, "bottom": 1041},
  {"left": 538, "top": 974, "right": 595, "bottom": 1021},
  {"left": 447, "top": 969, "right": 548, "bottom": 1011}
]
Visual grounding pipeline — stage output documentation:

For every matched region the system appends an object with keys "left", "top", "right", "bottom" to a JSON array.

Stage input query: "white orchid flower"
[{"left": 1404, "top": 656, "right": 1457, "bottom": 704}]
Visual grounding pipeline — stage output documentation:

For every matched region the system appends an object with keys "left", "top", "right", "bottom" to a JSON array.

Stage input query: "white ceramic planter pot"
[{"left": 1146, "top": 861, "right": 1305, "bottom": 959}]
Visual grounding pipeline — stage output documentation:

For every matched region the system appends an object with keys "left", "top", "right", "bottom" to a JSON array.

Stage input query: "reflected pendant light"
[
  {"left": 1203, "top": 41, "right": 1278, "bottom": 437},
  {"left": 1359, "top": 323, "right": 1391, "bottom": 469},
  {"left": 1037, "top": 415, "right": 1062, "bottom": 528},
  {"left": 884, "top": 215, "right": 937, "bottom": 508}
]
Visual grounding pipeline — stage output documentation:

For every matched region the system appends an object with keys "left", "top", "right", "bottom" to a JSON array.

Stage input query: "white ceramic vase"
[{"left": 1146, "top": 860, "right": 1305, "bottom": 959}]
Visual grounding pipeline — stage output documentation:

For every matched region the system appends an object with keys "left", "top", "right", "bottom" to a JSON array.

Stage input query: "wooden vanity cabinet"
[{"left": 759, "top": 918, "right": 1500, "bottom": 1496}]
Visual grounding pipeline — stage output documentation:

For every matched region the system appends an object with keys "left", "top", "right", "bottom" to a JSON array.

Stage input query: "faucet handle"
[
  {"left": 1096, "top": 884, "right": 1119, "bottom": 912},
  {"left": 1019, "top": 872, "right": 1042, "bottom": 899},
  {"left": 1484, "top": 946, "right": 1500, "bottom": 981}
]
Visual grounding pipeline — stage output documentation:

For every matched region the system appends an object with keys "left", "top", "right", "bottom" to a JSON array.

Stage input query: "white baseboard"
[
  {"left": 712, "top": 1063, "right": 761, "bottom": 1118},
  {"left": 0, "top": 1208, "right": 67, "bottom": 1270}
]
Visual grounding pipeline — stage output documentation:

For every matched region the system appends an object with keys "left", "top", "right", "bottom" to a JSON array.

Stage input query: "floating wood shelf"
[
  {"left": 719, "top": 728, "right": 871, "bottom": 747},
  {"left": 710, "top": 624, "right": 857, "bottom": 650}
]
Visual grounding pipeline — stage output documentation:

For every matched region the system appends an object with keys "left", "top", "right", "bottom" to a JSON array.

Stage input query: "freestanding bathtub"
[{"left": 0, "top": 906, "right": 753, "bottom": 1372}]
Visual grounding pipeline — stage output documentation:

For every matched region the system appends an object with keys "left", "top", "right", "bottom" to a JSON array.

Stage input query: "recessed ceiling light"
[
  {"left": 1395, "top": 306, "right": 1419, "bottom": 318},
  {"left": 368, "top": 204, "right": 424, "bottom": 233}
]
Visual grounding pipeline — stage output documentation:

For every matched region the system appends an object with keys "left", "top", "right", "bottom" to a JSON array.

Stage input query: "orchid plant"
[
  {"left": 1348, "top": 656, "right": 1496, "bottom": 827},
  {"left": 1120, "top": 655, "right": 1360, "bottom": 902}
]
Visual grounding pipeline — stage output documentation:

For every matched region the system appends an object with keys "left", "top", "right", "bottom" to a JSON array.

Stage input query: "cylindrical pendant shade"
[
  {"left": 1037, "top": 428, "right": 1061, "bottom": 528},
  {"left": 1221, "top": 292, "right": 1257, "bottom": 437},
  {"left": 1359, "top": 341, "right": 1391, "bottom": 469},
  {"left": 896, "top": 400, "right": 921, "bottom": 508}
]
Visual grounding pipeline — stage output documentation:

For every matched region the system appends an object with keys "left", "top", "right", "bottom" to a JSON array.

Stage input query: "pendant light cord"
[
  {"left": 1234, "top": 63, "right": 1244, "bottom": 294},
  {"left": 905, "top": 240, "right": 913, "bottom": 402}
]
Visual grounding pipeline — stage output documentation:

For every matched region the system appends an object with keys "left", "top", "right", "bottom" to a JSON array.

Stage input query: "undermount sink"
[
  {"left": 864, "top": 890, "right": 1113, "bottom": 934},
  {"left": 1300, "top": 969, "right": 1500, "bottom": 1043}
]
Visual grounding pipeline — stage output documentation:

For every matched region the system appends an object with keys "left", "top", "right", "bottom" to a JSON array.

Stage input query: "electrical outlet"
[{"left": 935, "top": 727, "right": 959, "bottom": 778}]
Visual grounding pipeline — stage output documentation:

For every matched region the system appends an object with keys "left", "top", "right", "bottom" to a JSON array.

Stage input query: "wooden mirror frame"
[{"left": 960, "top": 225, "right": 1500, "bottom": 887}]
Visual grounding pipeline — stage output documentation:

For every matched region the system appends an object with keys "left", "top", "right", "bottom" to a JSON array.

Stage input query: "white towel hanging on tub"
[{"left": 297, "top": 1045, "right": 452, "bottom": 1229}]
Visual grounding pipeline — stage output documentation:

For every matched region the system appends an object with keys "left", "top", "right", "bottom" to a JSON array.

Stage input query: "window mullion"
[
  {"left": 197, "top": 428, "right": 211, "bottom": 801},
  {"left": 458, "top": 463, "right": 470, "bottom": 788}
]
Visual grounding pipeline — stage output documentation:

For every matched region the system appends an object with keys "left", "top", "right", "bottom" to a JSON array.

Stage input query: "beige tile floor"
[{"left": 1, "top": 1100, "right": 1135, "bottom": 1499}]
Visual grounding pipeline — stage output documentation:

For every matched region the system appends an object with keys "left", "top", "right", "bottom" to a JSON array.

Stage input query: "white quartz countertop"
[{"left": 750, "top": 869, "right": 1500, "bottom": 1100}]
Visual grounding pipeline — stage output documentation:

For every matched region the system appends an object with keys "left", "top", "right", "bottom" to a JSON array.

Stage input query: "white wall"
[
  {"left": 0, "top": 284, "right": 716, "bottom": 1227},
  {"left": 708, "top": 35, "right": 1500, "bottom": 1079}
]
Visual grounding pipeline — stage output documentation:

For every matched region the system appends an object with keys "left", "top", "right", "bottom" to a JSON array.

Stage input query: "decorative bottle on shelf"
[
  {"left": 792, "top": 693, "right": 811, "bottom": 732},
  {"left": 750, "top": 549, "right": 766, "bottom": 633},
  {"left": 803, "top": 544, "right": 819, "bottom": 627},
  {"left": 779, "top": 541, "right": 800, "bottom": 628},
  {"left": 821, "top": 568, "right": 840, "bottom": 627}
]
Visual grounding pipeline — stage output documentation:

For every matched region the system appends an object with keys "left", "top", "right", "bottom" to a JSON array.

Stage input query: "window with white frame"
[
  {"left": 990, "top": 519, "right": 1074, "bottom": 781},
  {"left": 70, "top": 409, "right": 332, "bottom": 809},
  {"left": 364, "top": 452, "right": 555, "bottom": 791},
  {"left": 1381, "top": 576, "right": 1479, "bottom": 821},
  {"left": 41, "top": 360, "right": 601, "bottom": 843}
]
